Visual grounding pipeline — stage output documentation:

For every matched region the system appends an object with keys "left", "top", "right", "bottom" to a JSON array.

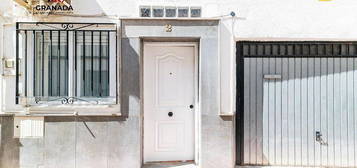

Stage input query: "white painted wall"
[
  {"left": 0, "top": 18, "right": 3, "bottom": 114},
  {"left": 1, "top": 0, "right": 356, "bottom": 114}
]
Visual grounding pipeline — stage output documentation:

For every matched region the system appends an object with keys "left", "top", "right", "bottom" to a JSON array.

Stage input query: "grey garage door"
[{"left": 236, "top": 41, "right": 357, "bottom": 167}]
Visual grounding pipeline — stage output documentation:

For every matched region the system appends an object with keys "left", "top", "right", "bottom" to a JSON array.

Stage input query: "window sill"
[{"left": 16, "top": 104, "right": 121, "bottom": 116}]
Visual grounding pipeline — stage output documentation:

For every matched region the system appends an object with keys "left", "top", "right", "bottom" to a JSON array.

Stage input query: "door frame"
[
  {"left": 235, "top": 42, "right": 245, "bottom": 165},
  {"left": 141, "top": 41, "right": 200, "bottom": 165}
]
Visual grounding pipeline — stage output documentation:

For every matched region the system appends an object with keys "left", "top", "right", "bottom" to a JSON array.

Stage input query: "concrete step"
[{"left": 143, "top": 161, "right": 196, "bottom": 168}]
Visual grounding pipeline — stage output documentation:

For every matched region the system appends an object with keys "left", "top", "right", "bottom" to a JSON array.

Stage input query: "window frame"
[{"left": 16, "top": 22, "right": 119, "bottom": 106}]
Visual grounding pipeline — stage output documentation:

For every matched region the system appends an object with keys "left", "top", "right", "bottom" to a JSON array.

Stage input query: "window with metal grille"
[{"left": 16, "top": 22, "right": 118, "bottom": 105}]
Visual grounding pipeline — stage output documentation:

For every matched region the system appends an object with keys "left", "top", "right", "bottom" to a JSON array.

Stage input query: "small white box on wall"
[{"left": 14, "top": 117, "right": 44, "bottom": 138}]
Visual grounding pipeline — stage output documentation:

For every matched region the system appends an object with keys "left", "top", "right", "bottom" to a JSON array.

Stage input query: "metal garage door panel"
[
  {"left": 239, "top": 42, "right": 357, "bottom": 167},
  {"left": 243, "top": 57, "right": 357, "bottom": 167}
]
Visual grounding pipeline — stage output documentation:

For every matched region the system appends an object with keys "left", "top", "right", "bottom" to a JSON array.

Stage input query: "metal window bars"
[{"left": 16, "top": 22, "right": 117, "bottom": 105}]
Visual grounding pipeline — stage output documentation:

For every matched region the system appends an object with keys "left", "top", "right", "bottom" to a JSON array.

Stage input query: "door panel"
[
  {"left": 156, "top": 121, "right": 184, "bottom": 152},
  {"left": 144, "top": 44, "right": 195, "bottom": 162},
  {"left": 157, "top": 54, "right": 184, "bottom": 106}
]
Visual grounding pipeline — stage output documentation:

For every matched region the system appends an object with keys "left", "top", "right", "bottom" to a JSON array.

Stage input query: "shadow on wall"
[
  {"left": 0, "top": 116, "right": 20, "bottom": 168},
  {"left": 120, "top": 38, "right": 140, "bottom": 118}
]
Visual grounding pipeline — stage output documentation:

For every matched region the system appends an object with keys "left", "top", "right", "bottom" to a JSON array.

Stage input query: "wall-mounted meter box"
[{"left": 14, "top": 116, "right": 44, "bottom": 138}]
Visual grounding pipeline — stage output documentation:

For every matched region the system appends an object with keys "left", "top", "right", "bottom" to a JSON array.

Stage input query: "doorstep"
[
  {"left": 236, "top": 166, "right": 321, "bottom": 168},
  {"left": 143, "top": 161, "right": 196, "bottom": 168}
]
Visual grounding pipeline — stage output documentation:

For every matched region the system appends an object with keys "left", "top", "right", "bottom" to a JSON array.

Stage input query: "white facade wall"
[
  {"left": 0, "top": 0, "right": 356, "bottom": 167},
  {"left": 0, "top": 0, "right": 357, "bottom": 114},
  {"left": 1, "top": 0, "right": 357, "bottom": 114}
]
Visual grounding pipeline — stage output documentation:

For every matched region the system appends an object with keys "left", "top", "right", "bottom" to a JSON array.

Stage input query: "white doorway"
[{"left": 143, "top": 42, "right": 198, "bottom": 163}]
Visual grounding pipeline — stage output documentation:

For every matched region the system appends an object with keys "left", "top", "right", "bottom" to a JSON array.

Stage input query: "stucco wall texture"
[
  {"left": 0, "top": 18, "right": 234, "bottom": 168},
  {"left": 1, "top": 0, "right": 357, "bottom": 168},
  {"left": 0, "top": 116, "right": 141, "bottom": 168}
]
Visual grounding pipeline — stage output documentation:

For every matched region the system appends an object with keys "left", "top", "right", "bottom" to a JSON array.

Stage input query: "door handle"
[
  {"left": 315, "top": 131, "right": 328, "bottom": 146},
  {"left": 168, "top": 112, "right": 173, "bottom": 117},
  {"left": 189, "top": 105, "right": 194, "bottom": 109}
]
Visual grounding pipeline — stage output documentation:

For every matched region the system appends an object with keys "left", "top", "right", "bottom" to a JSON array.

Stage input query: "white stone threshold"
[
  {"left": 237, "top": 166, "right": 323, "bottom": 168},
  {"left": 143, "top": 161, "right": 196, "bottom": 168}
]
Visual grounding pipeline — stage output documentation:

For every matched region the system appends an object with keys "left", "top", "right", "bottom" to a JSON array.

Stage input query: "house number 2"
[{"left": 165, "top": 24, "right": 172, "bottom": 32}]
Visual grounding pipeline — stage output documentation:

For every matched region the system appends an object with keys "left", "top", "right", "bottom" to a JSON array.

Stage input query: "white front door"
[{"left": 143, "top": 43, "right": 196, "bottom": 162}]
